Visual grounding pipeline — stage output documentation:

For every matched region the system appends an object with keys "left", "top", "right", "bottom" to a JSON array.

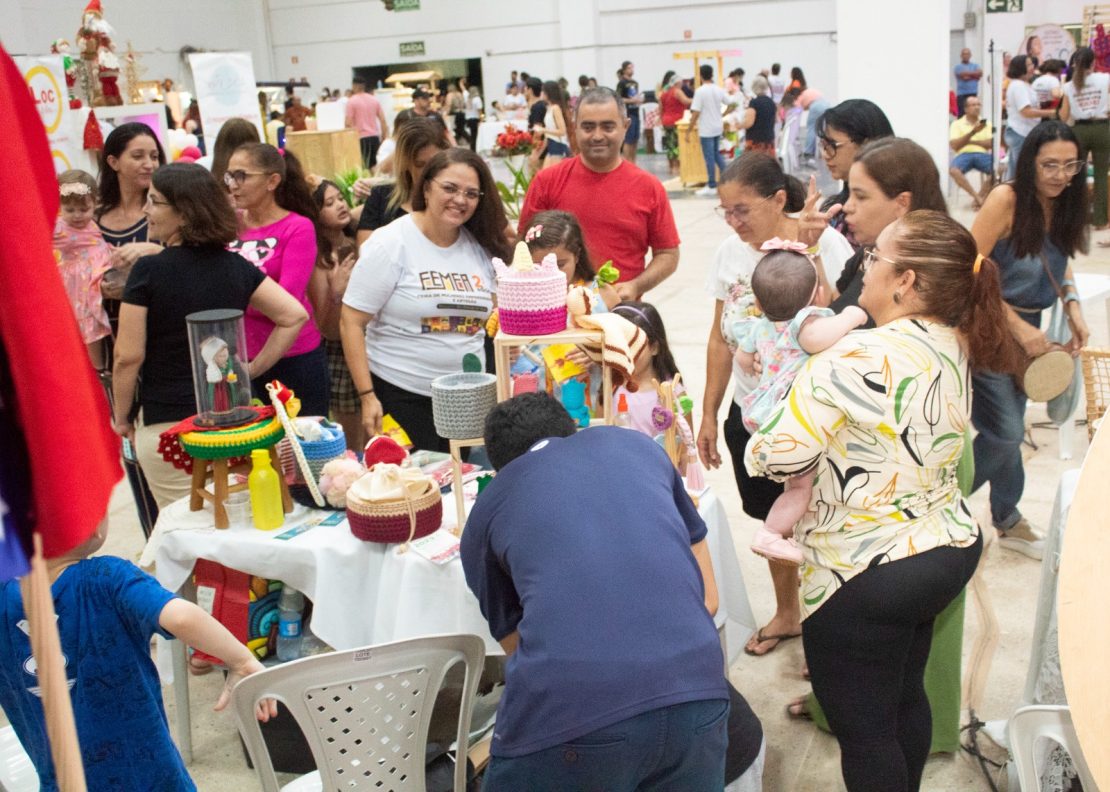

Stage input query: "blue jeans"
[
  {"left": 970, "top": 369, "right": 1027, "bottom": 528},
  {"left": 700, "top": 136, "right": 727, "bottom": 187},
  {"left": 1004, "top": 126, "right": 1026, "bottom": 181},
  {"left": 804, "top": 98, "right": 831, "bottom": 158},
  {"left": 482, "top": 698, "right": 729, "bottom": 792}
]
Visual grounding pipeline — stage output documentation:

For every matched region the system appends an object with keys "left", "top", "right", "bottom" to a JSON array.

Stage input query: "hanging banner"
[
  {"left": 188, "top": 51, "right": 263, "bottom": 143},
  {"left": 15, "top": 55, "right": 87, "bottom": 174}
]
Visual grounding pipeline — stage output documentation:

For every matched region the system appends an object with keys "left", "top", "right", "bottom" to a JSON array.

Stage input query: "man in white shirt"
[{"left": 687, "top": 64, "right": 735, "bottom": 196}]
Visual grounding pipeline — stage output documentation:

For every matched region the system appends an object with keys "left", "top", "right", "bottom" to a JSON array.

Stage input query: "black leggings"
[{"left": 802, "top": 533, "right": 982, "bottom": 792}]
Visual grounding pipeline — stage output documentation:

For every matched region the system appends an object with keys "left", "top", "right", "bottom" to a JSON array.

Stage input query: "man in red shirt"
[
  {"left": 518, "top": 87, "right": 680, "bottom": 301},
  {"left": 345, "top": 77, "right": 389, "bottom": 168}
]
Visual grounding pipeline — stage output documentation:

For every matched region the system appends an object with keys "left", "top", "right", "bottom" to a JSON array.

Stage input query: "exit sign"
[
  {"left": 394, "top": 0, "right": 420, "bottom": 9},
  {"left": 985, "top": 0, "right": 1022, "bottom": 12},
  {"left": 399, "top": 41, "right": 425, "bottom": 57}
]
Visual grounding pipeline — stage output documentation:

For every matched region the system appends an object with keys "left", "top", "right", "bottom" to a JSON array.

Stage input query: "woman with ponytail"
[
  {"left": 747, "top": 210, "right": 1008, "bottom": 792},
  {"left": 226, "top": 142, "right": 328, "bottom": 415}
]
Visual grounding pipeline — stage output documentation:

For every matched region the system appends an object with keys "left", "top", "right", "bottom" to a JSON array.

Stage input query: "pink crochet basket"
[
  {"left": 345, "top": 479, "right": 443, "bottom": 544},
  {"left": 494, "top": 244, "right": 568, "bottom": 335}
]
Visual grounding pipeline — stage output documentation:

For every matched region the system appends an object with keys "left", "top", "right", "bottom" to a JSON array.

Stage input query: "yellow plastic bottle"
[{"left": 248, "top": 449, "right": 284, "bottom": 530}]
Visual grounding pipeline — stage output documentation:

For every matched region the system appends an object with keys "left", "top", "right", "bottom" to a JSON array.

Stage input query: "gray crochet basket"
[{"left": 431, "top": 372, "right": 498, "bottom": 440}]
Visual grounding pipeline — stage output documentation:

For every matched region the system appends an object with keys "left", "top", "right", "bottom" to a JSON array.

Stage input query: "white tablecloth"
[
  {"left": 149, "top": 490, "right": 754, "bottom": 660},
  {"left": 475, "top": 119, "right": 526, "bottom": 153}
]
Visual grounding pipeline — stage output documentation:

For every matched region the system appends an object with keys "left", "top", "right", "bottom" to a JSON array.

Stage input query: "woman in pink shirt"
[{"left": 226, "top": 142, "right": 328, "bottom": 415}]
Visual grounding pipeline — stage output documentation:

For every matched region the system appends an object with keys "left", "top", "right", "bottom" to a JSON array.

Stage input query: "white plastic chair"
[
  {"left": 231, "top": 634, "right": 486, "bottom": 792},
  {"left": 0, "top": 724, "right": 38, "bottom": 792},
  {"left": 1007, "top": 705, "right": 1098, "bottom": 791}
]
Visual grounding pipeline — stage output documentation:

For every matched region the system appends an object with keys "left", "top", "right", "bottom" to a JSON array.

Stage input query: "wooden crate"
[{"left": 284, "top": 129, "right": 362, "bottom": 180}]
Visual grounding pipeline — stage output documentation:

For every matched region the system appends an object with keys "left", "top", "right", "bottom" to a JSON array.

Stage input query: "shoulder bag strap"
[{"left": 1039, "top": 252, "right": 1081, "bottom": 338}]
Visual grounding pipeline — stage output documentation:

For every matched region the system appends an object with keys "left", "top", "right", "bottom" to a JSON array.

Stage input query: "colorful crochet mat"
[{"left": 158, "top": 406, "right": 283, "bottom": 473}]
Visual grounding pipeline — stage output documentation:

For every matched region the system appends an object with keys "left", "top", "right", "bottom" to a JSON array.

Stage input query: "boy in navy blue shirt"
[
  {"left": 461, "top": 392, "right": 731, "bottom": 791},
  {"left": 0, "top": 523, "right": 276, "bottom": 791}
]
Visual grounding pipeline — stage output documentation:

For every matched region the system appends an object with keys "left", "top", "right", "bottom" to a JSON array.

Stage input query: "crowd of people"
[{"left": 18, "top": 43, "right": 1099, "bottom": 791}]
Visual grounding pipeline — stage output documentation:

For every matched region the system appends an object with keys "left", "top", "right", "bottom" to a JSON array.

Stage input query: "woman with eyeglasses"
[
  {"left": 111, "top": 164, "right": 308, "bottom": 507},
  {"left": 969, "top": 120, "right": 1090, "bottom": 558},
  {"left": 226, "top": 142, "right": 329, "bottom": 416},
  {"left": 698, "top": 152, "right": 816, "bottom": 658},
  {"left": 340, "top": 148, "right": 511, "bottom": 452},
  {"left": 747, "top": 210, "right": 1018, "bottom": 792}
]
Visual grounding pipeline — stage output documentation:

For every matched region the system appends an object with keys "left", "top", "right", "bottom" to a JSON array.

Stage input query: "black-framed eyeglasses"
[
  {"left": 861, "top": 247, "right": 898, "bottom": 272},
  {"left": 432, "top": 179, "right": 483, "bottom": 202},
  {"left": 222, "top": 170, "right": 266, "bottom": 187},
  {"left": 819, "top": 137, "right": 850, "bottom": 159}
]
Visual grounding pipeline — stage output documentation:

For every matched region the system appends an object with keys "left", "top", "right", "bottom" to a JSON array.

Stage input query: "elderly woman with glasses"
[
  {"left": 340, "top": 148, "right": 511, "bottom": 452},
  {"left": 969, "top": 120, "right": 1090, "bottom": 557},
  {"left": 225, "top": 142, "right": 329, "bottom": 415}
]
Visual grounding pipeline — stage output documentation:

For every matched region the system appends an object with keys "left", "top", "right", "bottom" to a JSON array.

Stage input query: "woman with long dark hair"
[
  {"left": 226, "top": 142, "right": 328, "bottom": 415},
  {"left": 112, "top": 164, "right": 306, "bottom": 507},
  {"left": 340, "top": 148, "right": 511, "bottom": 452},
  {"left": 534, "top": 79, "right": 573, "bottom": 166},
  {"left": 1004, "top": 54, "right": 1055, "bottom": 179},
  {"left": 970, "top": 120, "right": 1090, "bottom": 558}
]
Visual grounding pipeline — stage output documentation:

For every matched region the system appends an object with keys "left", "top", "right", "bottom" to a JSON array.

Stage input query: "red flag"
[{"left": 0, "top": 45, "right": 121, "bottom": 557}]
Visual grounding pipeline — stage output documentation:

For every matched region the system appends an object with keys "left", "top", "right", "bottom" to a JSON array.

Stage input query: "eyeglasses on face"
[
  {"left": 1036, "top": 159, "right": 1084, "bottom": 178},
  {"left": 819, "top": 137, "right": 850, "bottom": 159},
  {"left": 714, "top": 194, "right": 770, "bottom": 222},
  {"left": 223, "top": 170, "right": 266, "bottom": 187},
  {"left": 432, "top": 179, "right": 483, "bottom": 202},
  {"left": 861, "top": 247, "right": 898, "bottom": 272},
  {"left": 145, "top": 194, "right": 170, "bottom": 207}
]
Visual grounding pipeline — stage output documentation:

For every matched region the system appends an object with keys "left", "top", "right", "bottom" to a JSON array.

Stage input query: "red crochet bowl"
[{"left": 346, "top": 480, "right": 443, "bottom": 544}]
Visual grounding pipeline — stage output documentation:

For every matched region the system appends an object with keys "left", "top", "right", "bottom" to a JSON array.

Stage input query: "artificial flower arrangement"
[{"left": 493, "top": 125, "right": 535, "bottom": 157}]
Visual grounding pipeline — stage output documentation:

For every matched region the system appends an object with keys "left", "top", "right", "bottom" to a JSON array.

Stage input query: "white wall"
[
  {"left": 264, "top": 0, "right": 838, "bottom": 101},
  {"left": 837, "top": 0, "right": 951, "bottom": 178},
  {"left": 1, "top": 0, "right": 271, "bottom": 93}
]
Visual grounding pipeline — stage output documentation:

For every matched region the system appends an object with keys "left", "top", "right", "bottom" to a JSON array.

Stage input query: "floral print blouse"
[{"left": 745, "top": 318, "right": 981, "bottom": 618}]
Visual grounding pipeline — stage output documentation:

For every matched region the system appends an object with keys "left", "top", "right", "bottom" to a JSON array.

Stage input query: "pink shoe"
[{"left": 750, "top": 526, "right": 804, "bottom": 565}]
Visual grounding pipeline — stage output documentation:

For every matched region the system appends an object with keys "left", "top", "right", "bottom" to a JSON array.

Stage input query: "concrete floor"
[{"left": 90, "top": 154, "right": 1106, "bottom": 791}]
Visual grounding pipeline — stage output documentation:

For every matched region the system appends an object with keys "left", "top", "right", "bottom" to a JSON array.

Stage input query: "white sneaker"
[
  {"left": 996, "top": 517, "right": 1044, "bottom": 561},
  {"left": 695, "top": 186, "right": 717, "bottom": 197}
]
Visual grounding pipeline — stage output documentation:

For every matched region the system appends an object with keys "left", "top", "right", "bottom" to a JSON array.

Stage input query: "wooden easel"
[
  {"left": 188, "top": 445, "right": 292, "bottom": 529},
  {"left": 672, "top": 49, "right": 742, "bottom": 87}
]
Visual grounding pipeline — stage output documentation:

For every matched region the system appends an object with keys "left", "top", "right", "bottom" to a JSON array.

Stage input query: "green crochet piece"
[{"left": 596, "top": 260, "right": 619, "bottom": 285}]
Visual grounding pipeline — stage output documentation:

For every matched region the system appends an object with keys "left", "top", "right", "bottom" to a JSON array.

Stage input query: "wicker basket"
[
  {"left": 1081, "top": 347, "right": 1110, "bottom": 440},
  {"left": 346, "top": 479, "right": 443, "bottom": 543},
  {"left": 431, "top": 372, "right": 498, "bottom": 440}
]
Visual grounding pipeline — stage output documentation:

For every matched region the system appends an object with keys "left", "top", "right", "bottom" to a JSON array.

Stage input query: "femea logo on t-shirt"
[{"left": 417, "top": 268, "right": 489, "bottom": 335}]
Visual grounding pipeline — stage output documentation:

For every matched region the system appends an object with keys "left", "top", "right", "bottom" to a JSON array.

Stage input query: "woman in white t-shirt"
[
  {"left": 340, "top": 148, "right": 511, "bottom": 451},
  {"left": 1004, "top": 54, "right": 1055, "bottom": 179},
  {"left": 1060, "top": 46, "right": 1110, "bottom": 229},
  {"left": 465, "top": 86, "right": 483, "bottom": 151}
]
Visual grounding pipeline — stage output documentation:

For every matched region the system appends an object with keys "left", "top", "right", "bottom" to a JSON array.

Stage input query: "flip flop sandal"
[{"left": 743, "top": 627, "right": 802, "bottom": 656}]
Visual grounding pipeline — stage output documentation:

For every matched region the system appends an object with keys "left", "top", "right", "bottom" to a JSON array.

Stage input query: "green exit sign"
[
  {"left": 394, "top": 0, "right": 420, "bottom": 9},
  {"left": 985, "top": 0, "right": 1022, "bottom": 12},
  {"left": 399, "top": 41, "right": 426, "bottom": 57}
]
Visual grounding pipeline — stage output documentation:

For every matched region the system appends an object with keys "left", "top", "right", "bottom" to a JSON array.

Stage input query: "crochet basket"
[
  {"left": 346, "top": 480, "right": 443, "bottom": 544},
  {"left": 498, "top": 306, "right": 568, "bottom": 336},
  {"left": 431, "top": 372, "right": 498, "bottom": 439}
]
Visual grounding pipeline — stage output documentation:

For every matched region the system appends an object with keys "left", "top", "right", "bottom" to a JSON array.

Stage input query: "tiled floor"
[{"left": 93, "top": 154, "right": 1105, "bottom": 790}]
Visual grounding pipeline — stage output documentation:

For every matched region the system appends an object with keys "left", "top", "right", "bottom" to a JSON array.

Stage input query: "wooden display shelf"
[
  {"left": 284, "top": 128, "right": 362, "bottom": 179},
  {"left": 676, "top": 119, "right": 709, "bottom": 187}
]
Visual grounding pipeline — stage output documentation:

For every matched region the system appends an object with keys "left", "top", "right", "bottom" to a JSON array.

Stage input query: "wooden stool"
[{"left": 188, "top": 445, "right": 292, "bottom": 529}]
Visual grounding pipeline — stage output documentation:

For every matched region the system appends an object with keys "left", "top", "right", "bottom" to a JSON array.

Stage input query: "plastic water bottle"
[
  {"left": 276, "top": 586, "right": 305, "bottom": 662},
  {"left": 615, "top": 393, "right": 632, "bottom": 428}
]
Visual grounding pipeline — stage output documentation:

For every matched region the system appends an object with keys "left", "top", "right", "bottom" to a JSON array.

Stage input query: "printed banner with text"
[
  {"left": 188, "top": 51, "right": 263, "bottom": 143},
  {"left": 15, "top": 55, "right": 88, "bottom": 174}
]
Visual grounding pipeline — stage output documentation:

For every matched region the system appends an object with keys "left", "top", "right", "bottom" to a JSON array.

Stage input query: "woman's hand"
[
  {"left": 797, "top": 175, "right": 841, "bottom": 248},
  {"left": 352, "top": 178, "right": 374, "bottom": 201},
  {"left": 327, "top": 252, "right": 356, "bottom": 300},
  {"left": 360, "top": 394, "right": 384, "bottom": 438},
  {"left": 112, "top": 419, "right": 135, "bottom": 446},
  {"left": 1017, "top": 325, "right": 1053, "bottom": 358},
  {"left": 111, "top": 241, "right": 161, "bottom": 269},
  {"left": 1066, "top": 301, "right": 1090, "bottom": 355},
  {"left": 697, "top": 414, "right": 722, "bottom": 469}
]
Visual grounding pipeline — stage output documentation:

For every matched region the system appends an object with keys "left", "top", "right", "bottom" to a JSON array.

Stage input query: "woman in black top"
[
  {"left": 739, "top": 76, "right": 777, "bottom": 155},
  {"left": 112, "top": 164, "right": 308, "bottom": 508},
  {"left": 355, "top": 119, "right": 448, "bottom": 246}
]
